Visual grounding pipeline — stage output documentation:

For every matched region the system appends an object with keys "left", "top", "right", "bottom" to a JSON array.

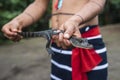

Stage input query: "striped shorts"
[{"left": 50, "top": 25, "right": 108, "bottom": 80}]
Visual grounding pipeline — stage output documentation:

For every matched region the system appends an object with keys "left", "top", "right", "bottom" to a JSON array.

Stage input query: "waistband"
[{"left": 80, "top": 25, "right": 98, "bottom": 34}]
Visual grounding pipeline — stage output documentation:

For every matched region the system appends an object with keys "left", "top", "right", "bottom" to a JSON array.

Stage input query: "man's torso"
[{"left": 51, "top": 0, "right": 98, "bottom": 29}]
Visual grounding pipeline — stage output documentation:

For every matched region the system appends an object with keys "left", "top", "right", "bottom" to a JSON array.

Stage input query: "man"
[{"left": 2, "top": 0, "right": 108, "bottom": 80}]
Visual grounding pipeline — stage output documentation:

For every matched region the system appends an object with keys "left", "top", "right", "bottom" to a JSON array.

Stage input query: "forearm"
[
  {"left": 69, "top": 0, "right": 106, "bottom": 26},
  {"left": 12, "top": 0, "right": 49, "bottom": 28}
]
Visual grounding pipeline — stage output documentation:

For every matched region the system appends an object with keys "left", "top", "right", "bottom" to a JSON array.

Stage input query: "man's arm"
[
  {"left": 13, "top": 0, "right": 50, "bottom": 27},
  {"left": 1, "top": 0, "right": 49, "bottom": 41},
  {"left": 68, "top": 0, "right": 106, "bottom": 26},
  {"left": 56, "top": 0, "right": 106, "bottom": 49}
]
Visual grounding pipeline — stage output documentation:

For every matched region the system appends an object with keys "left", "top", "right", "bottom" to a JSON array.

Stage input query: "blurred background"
[
  {"left": 0, "top": 0, "right": 120, "bottom": 43},
  {"left": 0, "top": 0, "right": 120, "bottom": 80}
]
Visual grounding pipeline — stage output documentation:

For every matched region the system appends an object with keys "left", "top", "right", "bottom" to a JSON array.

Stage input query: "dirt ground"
[{"left": 0, "top": 24, "right": 120, "bottom": 80}]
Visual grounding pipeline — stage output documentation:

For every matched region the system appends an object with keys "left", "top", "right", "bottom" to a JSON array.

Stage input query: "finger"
[
  {"left": 11, "top": 20, "right": 20, "bottom": 32},
  {"left": 17, "top": 27, "right": 22, "bottom": 33},
  {"left": 58, "top": 25, "right": 65, "bottom": 46},
  {"left": 4, "top": 32, "right": 22, "bottom": 41},
  {"left": 64, "top": 26, "right": 74, "bottom": 39},
  {"left": 56, "top": 40, "right": 61, "bottom": 47},
  {"left": 52, "top": 35, "right": 56, "bottom": 40},
  {"left": 73, "top": 29, "right": 81, "bottom": 38},
  {"left": 63, "top": 39, "right": 71, "bottom": 46},
  {"left": 2, "top": 27, "right": 16, "bottom": 36},
  {"left": 52, "top": 35, "right": 61, "bottom": 47},
  {"left": 10, "top": 26, "right": 18, "bottom": 33},
  {"left": 52, "top": 35, "right": 58, "bottom": 42},
  {"left": 59, "top": 24, "right": 73, "bottom": 39},
  {"left": 11, "top": 35, "right": 22, "bottom": 42},
  {"left": 59, "top": 32, "right": 64, "bottom": 42},
  {"left": 61, "top": 42, "right": 67, "bottom": 49},
  {"left": 4, "top": 34, "right": 13, "bottom": 40}
]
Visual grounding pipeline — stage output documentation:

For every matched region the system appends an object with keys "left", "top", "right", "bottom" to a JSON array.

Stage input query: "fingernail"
[
  {"left": 64, "top": 34, "right": 70, "bottom": 38},
  {"left": 13, "top": 33, "right": 17, "bottom": 35},
  {"left": 13, "top": 29, "right": 17, "bottom": 32}
]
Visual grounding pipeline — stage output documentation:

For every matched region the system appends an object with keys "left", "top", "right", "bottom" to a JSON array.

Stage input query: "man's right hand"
[{"left": 1, "top": 20, "right": 23, "bottom": 42}]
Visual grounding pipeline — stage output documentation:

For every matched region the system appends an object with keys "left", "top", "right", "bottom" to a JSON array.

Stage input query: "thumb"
[
  {"left": 18, "top": 27, "right": 22, "bottom": 32},
  {"left": 64, "top": 26, "right": 74, "bottom": 39},
  {"left": 11, "top": 21, "right": 20, "bottom": 32},
  {"left": 73, "top": 29, "right": 81, "bottom": 38}
]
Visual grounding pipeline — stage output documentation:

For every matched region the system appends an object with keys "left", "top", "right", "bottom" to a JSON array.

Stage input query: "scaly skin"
[{"left": 18, "top": 29, "right": 93, "bottom": 54}]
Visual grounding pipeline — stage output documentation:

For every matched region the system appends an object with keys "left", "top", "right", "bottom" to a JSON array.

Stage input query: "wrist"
[
  {"left": 11, "top": 18, "right": 24, "bottom": 28},
  {"left": 69, "top": 15, "right": 84, "bottom": 26},
  {"left": 23, "top": 12, "right": 35, "bottom": 24},
  {"left": 75, "top": 14, "right": 84, "bottom": 24},
  {"left": 12, "top": 12, "right": 35, "bottom": 28}
]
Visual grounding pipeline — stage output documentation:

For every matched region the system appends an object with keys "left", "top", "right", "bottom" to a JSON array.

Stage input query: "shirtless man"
[{"left": 2, "top": 0, "right": 108, "bottom": 80}]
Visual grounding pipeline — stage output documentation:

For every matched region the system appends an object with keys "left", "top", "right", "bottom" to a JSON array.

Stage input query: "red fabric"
[
  {"left": 54, "top": 0, "right": 59, "bottom": 9},
  {"left": 72, "top": 26, "right": 102, "bottom": 80},
  {"left": 82, "top": 26, "right": 101, "bottom": 38}
]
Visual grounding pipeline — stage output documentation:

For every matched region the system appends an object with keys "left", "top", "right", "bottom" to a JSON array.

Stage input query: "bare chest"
[
  {"left": 51, "top": 0, "right": 88, "bottom": 28},
  {"left": 52, "top": 0, "right": 88, "bottom": 12}
]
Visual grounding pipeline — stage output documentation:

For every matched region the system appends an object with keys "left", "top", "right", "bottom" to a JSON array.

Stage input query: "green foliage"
[
  {"left": 0, "top": 0, "right": 33, "bottom": 25},
  {"left": 0, "top": 0, "right": 120, "bottom": 43},
  {"left": 0, "top": 0, "right": 33, "bottom": 43},
  {"left": 99, "top": 0, "right": 120, "bottom": 25},
  {"left": 0, "top": 0, "right": 51, "bottom": 43},
  {"left": 110, "top": 0, "right": 120, "bottom": 8}
]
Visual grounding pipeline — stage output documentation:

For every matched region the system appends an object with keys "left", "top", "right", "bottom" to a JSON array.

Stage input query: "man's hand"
[
  {"left": 1, "top": 20, "right": 23, "bottom": 42},
  {"left": 53, "top": 18, "right": 81, "bottom": 49}
]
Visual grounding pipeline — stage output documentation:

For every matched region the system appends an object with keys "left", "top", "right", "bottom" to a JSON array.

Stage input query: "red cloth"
[
  {"left": 72, "top": 26, "right": 102, "bottom": 80},
  {"left": 54, "top": 0, "right": 59, "bottom": 9}
]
